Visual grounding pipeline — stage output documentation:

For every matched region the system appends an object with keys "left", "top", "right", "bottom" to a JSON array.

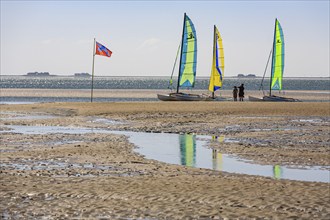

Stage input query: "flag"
[{"left": 95, "top": 41, "right": 112, "bottom": 57}]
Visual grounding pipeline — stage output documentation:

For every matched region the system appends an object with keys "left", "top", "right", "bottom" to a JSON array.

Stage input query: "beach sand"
[
  {"left": 1, "top": 99, "right": 330, "bottom": 218},
  {"left": 1, "top": 88, "right": 330, "bottom": 101}
]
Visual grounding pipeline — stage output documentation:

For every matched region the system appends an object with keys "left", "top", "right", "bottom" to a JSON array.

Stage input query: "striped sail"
[
  {"left": 270, "top": 19, "right": 284, "bottom": 91},
  {"left": 209, "top": 25, "right": 224, "bottom": 92},
  {"left": 179, "top": 14, "right": 197, "bottom": 88}
]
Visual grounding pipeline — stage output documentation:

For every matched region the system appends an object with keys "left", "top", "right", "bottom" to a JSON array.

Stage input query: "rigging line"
[
  {"left": 259, "top": 48, "right": 273, "bottom": 93},
  {"left": 170, "top": 42, "right": 181, "bottom": 80},
  {"left": 168, "top": 42, "right": 181, "bottom": 91}
]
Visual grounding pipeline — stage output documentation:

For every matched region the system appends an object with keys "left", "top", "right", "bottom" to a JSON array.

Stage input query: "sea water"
[
  {"left": 1, "top": 75, "right": 329, "bottom": 103},
  {"left": 1, "top": 75, "right": 329, "bottom": 90}
]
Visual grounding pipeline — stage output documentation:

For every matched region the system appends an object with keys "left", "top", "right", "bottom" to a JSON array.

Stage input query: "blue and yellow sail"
[
  {"left": 209, "top": 25, "right": 224, "bottom": 92},
  {"left": 270, "top": 19, "right": 284, "bottom": 92},
  {"left": 179, "top": 134, "right": 196, "bottom": 167},
  {"left": 178, "top": 13, "right": 197, "bottom": 89}
]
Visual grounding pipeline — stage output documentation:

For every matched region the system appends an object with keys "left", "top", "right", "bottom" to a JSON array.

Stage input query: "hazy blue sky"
[{"left": 1, "top": 0, "right": 329, "bottom": 77}]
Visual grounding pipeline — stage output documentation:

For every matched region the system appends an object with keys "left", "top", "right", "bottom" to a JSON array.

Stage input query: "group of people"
[{"left": 233, "top": 84, "right": 245, "bottom": 101}]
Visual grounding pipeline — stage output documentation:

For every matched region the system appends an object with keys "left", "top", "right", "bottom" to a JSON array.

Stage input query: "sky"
[{"left": 1, "top": 0, "right": 329, "bottom": 77}]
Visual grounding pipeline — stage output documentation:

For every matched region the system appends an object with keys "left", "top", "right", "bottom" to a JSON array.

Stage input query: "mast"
[
  {"left": 176, "top": 13, "right": 187, "bottom": 93},
  {"left": 91, "top": 38, "right": 96, "bottom": 102},
  {"left": 212, "top": 25, "right": 216, "bottom": 99},
  {"left": 269, "top": 19, "right": 277, "bottom": 96}
]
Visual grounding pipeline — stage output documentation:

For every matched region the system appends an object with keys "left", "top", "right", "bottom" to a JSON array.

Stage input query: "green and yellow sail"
[
  {"left": 273, "top": 165, "right": 282, "bottom": 180},
  {"left": 270, "top": 19, "right": 284, "bottom": 92},
  {"left": 209, "top": 25, "right": 224, "bottom": 92},
  {"left": 178, "top": 13, "right": 197, "bottom": 89}
]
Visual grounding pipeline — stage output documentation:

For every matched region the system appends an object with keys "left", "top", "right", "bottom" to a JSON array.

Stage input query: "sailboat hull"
[
  {"left": 157, "top": 93, "right": 181, "bottom": 101},
  {"left": 249, "top": 95, "right": 300, "bottom": 102},
  {"left": 248, "top": 96, "right": 264, "bottom": 102},
  {"left": 262, "top": 95, "right": 300, "bottom": 102},
  {"left": 157, "top": 93, "right": 215, "bottom": 101},
  {"left": 157, "top": 93, "right": 228, "bottom": 102}
]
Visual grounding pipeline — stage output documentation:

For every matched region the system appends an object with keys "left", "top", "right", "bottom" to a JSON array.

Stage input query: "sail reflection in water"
[
  {"left": 212, "top": 136, "right": 224, "bottom": 171},
  {"left": 273, "top": 164, "right": 282, "bottom": 179},
  {"left": 179, "top": 134, "right": 196, "bottom": 167},
  {"left": 210, "top": 135, "right": 283, "bottom": 179},
  {"left": 78, "top": 130, "right": 328, "bottom": 182},
  {"left": 179, "top": 134, "right": 223, "bottom": 170},
  {"left": 212, "top": 149, "right": 223, "bottom": 171},
  {"left": 2, "top": 126, "right": 329, "bottom": 182}
]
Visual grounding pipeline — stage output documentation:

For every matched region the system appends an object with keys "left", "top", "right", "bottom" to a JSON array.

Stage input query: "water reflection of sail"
[
  {"left": 273, "top": 165, "right": 282, "bottom": 179},
  {"left": 211, "top": 136, "right": 224, "bottom": 170},
  {"left": 179, "top": 134, "right": 196, "bottom": 167},
  {"left": 212, "top": 149, "right": 222, "bottom": 171}
]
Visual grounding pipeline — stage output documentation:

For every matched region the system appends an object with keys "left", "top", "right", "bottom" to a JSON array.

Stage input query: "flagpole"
[{"left": 91, "top": 38, "right": 96, "bottom": 102}]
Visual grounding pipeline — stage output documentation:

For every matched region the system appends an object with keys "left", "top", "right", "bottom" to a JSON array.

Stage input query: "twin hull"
[{"left": 157, "top": 93, "right": 214, "bottom": 101}]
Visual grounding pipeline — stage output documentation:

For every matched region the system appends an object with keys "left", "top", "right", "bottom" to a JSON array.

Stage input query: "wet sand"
[{"left": 1, "top": 100, "right": 330, "bottom": 219}]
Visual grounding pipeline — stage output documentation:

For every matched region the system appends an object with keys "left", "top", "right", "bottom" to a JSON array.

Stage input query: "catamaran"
[
  {"left": 158, "top": 14, "right": 225, "bottom": 101},
  {"left": 208, "top": 25, "right": 225, "bottom": 100},
  {"left": 157, "top": 13, "right": 204, "bottom": 101},
  {"left": 249, "top": 19, "right": 300, "bottom": 102}
]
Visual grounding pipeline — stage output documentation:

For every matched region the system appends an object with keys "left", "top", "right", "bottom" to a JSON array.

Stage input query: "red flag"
[{"left": 95, "top": 41, "right": 112, "bottom": 57}]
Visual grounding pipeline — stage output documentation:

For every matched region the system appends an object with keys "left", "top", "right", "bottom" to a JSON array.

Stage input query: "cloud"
[
  {"left": 137, "top": 38, "right": 161, "bottom": 51},
  {"left": 75, "top": 39, "right": 93, "bottom": 45},
  {"left": 41, "top": 38, "right": 65, "bottom": 45},
  {"left": 41, "top": 39, "right": 52, "bottom": 45}
]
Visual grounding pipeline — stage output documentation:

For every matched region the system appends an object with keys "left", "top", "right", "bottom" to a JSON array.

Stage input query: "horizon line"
[{"left": 1, "top": 74, "right": 329, "bottom": 79}]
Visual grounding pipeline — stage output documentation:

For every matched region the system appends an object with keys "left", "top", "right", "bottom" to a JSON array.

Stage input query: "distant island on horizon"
[
  {"left": 26, "top": 72, "right": 53, "bottom": 77},
  {"left": 237, "top": 74, "right": 257, "bottom": 78},
  {"left": 24, "top": 72, "right": 91, "bottom": 77},
  {"left": 74, "top": 73, "right": 91, "bottom": 77},
  {"left": 14, "top": 73, "right": 328, "bottom": 78}
]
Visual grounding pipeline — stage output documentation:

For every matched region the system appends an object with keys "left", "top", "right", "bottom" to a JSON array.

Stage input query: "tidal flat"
[{"left": 1, "top": 101, "right": 329, "bottom": 219}]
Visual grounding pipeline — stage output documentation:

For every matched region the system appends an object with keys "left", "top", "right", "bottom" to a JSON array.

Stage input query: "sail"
[
  {"left": 270, "top": 19, "right": 284, "bottom": 91},
  {"left": 209, "top": 25, "right": 224, "bottom": 92},
  {"left": 178, "top": 14, "right": 197, "bottom": 88}
]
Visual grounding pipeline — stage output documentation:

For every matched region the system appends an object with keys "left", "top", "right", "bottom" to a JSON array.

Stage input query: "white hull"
[
  {"left": 249, "top": 95, "right": 300, "bottom": 102},
  {"left": 157, "top": 93, "right": 224, "bottom": 101},
  {"left": 262, "top": 95, "right": 300, "bottom": 102},
  {"left": 248, "top": 96, "right": 264, "bottom": 102},
  {"left": 157, "top": 93, "right": 210, "bottom": 101}
]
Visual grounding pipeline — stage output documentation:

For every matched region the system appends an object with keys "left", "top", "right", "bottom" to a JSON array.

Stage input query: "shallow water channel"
[{"left": 2, "top": 125, "right": 329, "bottom": 183}]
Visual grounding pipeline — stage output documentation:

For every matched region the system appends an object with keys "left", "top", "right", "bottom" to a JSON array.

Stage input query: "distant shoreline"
[{"left": 1, "top": 75, "right": 329, "bottom": 79}]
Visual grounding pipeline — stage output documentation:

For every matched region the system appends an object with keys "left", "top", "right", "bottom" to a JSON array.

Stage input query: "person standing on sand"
[
  {"left": 238, "top": 84, "right": 245, "bottom": 101},
  {"left": 233, "top": 86, "right": 238, "bottom": 101}
]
